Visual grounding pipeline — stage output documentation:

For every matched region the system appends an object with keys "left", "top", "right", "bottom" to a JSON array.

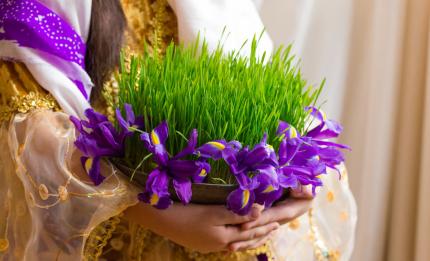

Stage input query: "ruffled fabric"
[{"left": 0, "top": 110, "right": 138, "bottom": 260}]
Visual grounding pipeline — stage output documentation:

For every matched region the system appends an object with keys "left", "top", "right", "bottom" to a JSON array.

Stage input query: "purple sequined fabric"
[{"left": 0, "top": 0, "right": 88, "bottom": 98}]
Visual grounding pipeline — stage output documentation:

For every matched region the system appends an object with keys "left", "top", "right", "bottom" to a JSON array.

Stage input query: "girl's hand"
[
  {"left": 124, "top": 202, "right": 279, "bottom": 254},
  {"left": 234, "top": 186, "right": 314, "bottom": 251}
]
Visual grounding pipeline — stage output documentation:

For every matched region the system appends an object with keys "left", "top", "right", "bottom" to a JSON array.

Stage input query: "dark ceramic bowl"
[{"left": 111, "top": 159, "right": 290, "bottom": 205}]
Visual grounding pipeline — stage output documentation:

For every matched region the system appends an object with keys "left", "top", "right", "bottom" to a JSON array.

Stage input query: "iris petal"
[
  {"left": 151, "top": 130, "right": 161, "bottom": 145},
  {"left": 174, "top": 129, "right": 198, "bottom": 159},
  {"left": 115, "top": 108, "right": 129, "bottom": 132},
  {"left": 168, "top": 160, "right": 200, "bottom": 179},
  {"left": 193, "top": 161, "right": 211, "bottom": 183},
  {"left": 227, "top": 188, "right": 255, "bottom": 215},
  {"left": 124, "top": 103, "right": 136, "bottom": 124},
  {"left": 85, "top": 108, "right": 109, "bottom": 124},
  {"left": 81, "top": 156, "right": 104, "bottom": 186},
  {"left": 208, "top": 141, "right": 226, "bottom": 150},
  {"left": 153, "top": 121, "right": 169, "bottom": 145},
  {"left": 139, "top": 169, "right": 172, "bottom": 209},
  {"left": 173, "top": 178, "right": 192, "bottom": 204},
  {"left": 197, "top": 140, "right": 227, "bottom": 159}
]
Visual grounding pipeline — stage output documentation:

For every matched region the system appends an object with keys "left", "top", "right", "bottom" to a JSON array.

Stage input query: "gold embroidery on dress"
[
  {"left": 0, "top": 61, "right": 60, "bottom": 122},
  {"left": 121, "top": 0, "right": 178, "bottom": 55},
  {"left": 84, "top": 214, "right": 123, "bottom": 261}
]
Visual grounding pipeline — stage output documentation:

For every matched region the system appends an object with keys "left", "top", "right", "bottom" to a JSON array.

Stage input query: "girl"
[{"left": 0, "top": 0, "right": 356, "bottom": 260}]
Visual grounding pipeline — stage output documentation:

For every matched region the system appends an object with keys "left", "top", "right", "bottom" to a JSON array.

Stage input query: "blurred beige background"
[{"left": 257, "top": 0, "right": 430, "bottom": 260}]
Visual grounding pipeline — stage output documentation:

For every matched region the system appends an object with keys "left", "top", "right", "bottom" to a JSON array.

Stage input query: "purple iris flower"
[
  {"left": 275, "top": 107, "right": 350, "bottom": 194},
  {"left": 277, "top": 137, "right": 320, "bottom": 189},
  {"left": 115, "top": 103, "right": 144, "bottom": 136},
  {"left": 70, "top": 108, "right": 126, "bottom": 185},
  {"left": 304, "top": 107, "right": 350, "bottom": 149},
  {"left": 303, "top": 107, "right": 350, "bottom": 175},
  {"left": 196, "top": 140, "right": 242, "bottom": 161},
  {"left": 138, "top": 169, "right": 172, "bottom": 209},
  {"left": 305, "top": 106, "right": 343, "bottom": 139},
  {"left": 193, "top": 160, "right": 211, "bottom": 183},
  {"left": 139, "top": 122, "right": 208, "bottom": 208},
  {"left": 226, "top": 172, "right": 259, "bottom": 215},
  {"left": 277, "top": 121, "right": 301, "bottom": 141},
  {"left": 224, "top": 135, "right": 284, "bottom": 213}
]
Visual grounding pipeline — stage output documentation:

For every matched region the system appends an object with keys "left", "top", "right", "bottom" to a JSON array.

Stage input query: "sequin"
[
  {"left": 38, "top": 184, "right": 49, "bottom": 200},
  {"left": 340, "top": 211, "right": 349, "bottom": 221},
  {"left": 58, "top": 185, "right": 68, "bottom": 201},
  {"left": 110, "top": 238, "right": 124, "bottom": 251},
  {"left": 288, "top": 219, "right": 301, "bottom": 230},
  {"left": 327, "top": 191, "right": 335, "bottom": 202},
  {"left": 0, "top": 238, "right": 9, "bottom": 252}
]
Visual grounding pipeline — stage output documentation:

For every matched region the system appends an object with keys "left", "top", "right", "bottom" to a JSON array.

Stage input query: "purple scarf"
[{"left": 0, "top": 0, "right": 89, "bottom": 99}]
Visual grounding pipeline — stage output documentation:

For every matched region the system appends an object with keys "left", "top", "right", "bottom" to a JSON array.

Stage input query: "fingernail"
[{"left": 244, "top": 223, "right": 252, "bottom": 230}]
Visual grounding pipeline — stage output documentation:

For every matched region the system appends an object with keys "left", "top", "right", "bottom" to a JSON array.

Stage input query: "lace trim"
[
  {"left": 184, "top": 243, "right": 273, "bottom": 261},
  {"left": 83, "top": 214, "right": 123, "bottom": 261}
]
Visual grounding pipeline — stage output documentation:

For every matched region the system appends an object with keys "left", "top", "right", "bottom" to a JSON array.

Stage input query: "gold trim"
[
  {"left": 0, "top": 91, "right": 60, "bottom": 122},
  {"left": 83, "top": 215, "right": 122, "bottom": 261}
]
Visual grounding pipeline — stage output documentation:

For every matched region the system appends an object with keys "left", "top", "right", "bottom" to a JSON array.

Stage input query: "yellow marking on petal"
[
  {"left": 315, "top": 155, "right": 320, "bottom": 161},
  {"left": 85, "top": 158, "right": 93, "bottom": 173},
  {"left": 150, "top": 193, "right": 159, "bottom": 206},
  {"left": 199, "top": 168, "right": 207, "bottom": 177},
  {"left": 316, "top": 175, "right": 322, "bottom": 179},
  {"left": 266, "top": 144, "right": 274, "bottom": 151},
  {"left": 241, "top": 190, "right": 250, "bottom": 209},
  {"left": 207, "top": 141, "right": 226, "bottom": 150},
  {"left": 262, "top": 185, "right": 275, "bottom": 193},
  {"left": 321, "top": 110, "right": 328, "bottom": 121},
  {"left": 151, "top": 130, "right": 160, "bottom": 145},
  {"left": 289, "top": 127, "right": 298, "bottom": 139}
]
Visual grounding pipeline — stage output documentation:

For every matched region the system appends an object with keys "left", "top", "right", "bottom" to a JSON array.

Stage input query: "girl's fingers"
[
  {"left": 247, "top": 233, "right": 273, "bottom": 250},
  {"left": 228, "top": 233, "right": 272, "bottom": 252},
  {"left": 229, "top": 222, "right": 279, "bottom": 242},
  {"left": 213, "top": 205, "right": 263, "bottom": 225},
  {"left": 241, "top": 198, "right": 312, "bottom": 230}
]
